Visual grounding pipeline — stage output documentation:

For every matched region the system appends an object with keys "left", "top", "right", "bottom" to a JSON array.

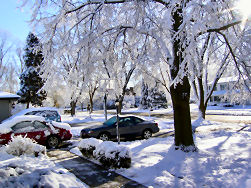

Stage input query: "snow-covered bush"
[
  {"left": 78, "top": 138, "right": 103, "bottom": 158},
  {"left": 78, "top": 139, "right": 131, "bottom": 168},
  {"left": 94, "top": 141, "right": 131, "bottom": 169},
  {"left": 3, "top": 135, "right": 46, "bottom": 157}
]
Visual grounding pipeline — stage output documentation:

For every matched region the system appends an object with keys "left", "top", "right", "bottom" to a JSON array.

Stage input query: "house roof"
[
  {"left": 209, "top": 76, "right": 248, "bottom": 85},
  {"left": 0, "top": 91, "right": 20, "bottom": 100}
]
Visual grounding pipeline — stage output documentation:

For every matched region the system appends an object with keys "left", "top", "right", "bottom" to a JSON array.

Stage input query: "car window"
[
  {"left": 120, "top": 117, "right": 134, "bottom": 126},
  {"left": 25, "top": 110, "right": 60, "bottom": 122},
  {"left": 26, "top": 111, "right": 38, "bottom": 115},
  {"left": 104, "top": 116, "right": 117, "bottom": 126},
  {"left": 12, "top": 121, "right": 35, "bottom": 133},
  {"left": 33, "top": 121, "right": 48, "bottom": 129},
  {"left": 131, "top": 117, "right": 144, "bottom": 124}
]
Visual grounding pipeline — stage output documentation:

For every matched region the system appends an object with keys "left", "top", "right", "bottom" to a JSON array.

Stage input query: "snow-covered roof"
[
  {"left": 209, "top": 76, "right": 248, "bottom": 85},
  {"left": 0, "top": 91, "right": 20, "bottom": 100}
]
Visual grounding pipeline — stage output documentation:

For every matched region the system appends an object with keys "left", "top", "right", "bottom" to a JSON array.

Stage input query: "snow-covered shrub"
[
  {"left": 93, "top": 141, "right": 131, "bottom": 169},
  {"left": 4, "top": 135, "right": 46, "bottom": 157},
  {"left": 78, "top": 138, "right": 103, "bottom": 158}
]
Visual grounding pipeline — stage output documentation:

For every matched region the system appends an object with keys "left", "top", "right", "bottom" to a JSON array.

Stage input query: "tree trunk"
[
  {"left": 170, "top": 2, "right": 195, "bottom": 151},
  {"left": 89, "top": 97, "right": 93, "bottom": 113},
  {"left": 118, "top": 100, "right": 123, "bottom": 114},
  {"left": 70, "top": 101, "right": 76, "bottom": 116},
  {"left": 197, "top": 77, "right": 206, "bottom": 119},
  {"left": 26, "top": 102, "right": 30, "bottom": 109},
  {"left": 170, "top": 77, "right": 195, "bottom": 149}
]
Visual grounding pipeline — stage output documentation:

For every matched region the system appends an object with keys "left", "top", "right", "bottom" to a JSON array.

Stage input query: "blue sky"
[{"left": 0, "top": 0, "right": 31, "bottom": 44}]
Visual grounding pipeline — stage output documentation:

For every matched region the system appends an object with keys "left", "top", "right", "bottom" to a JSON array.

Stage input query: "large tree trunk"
[
  {"left": 170, "top": 78, "right": 195, "bottom": 149},
  {"left": 170, "top": 2, "right": 195, "bottom": 151},
  {"left": 70, "top": 101, "right": 76, "bottom": 116}
]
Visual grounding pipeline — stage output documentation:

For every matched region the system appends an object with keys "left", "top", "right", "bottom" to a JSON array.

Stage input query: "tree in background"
[
  {"left": 0, "top": 35, "right": 20, "bottom": 93},
  {"left": 17, "top": 33, "right": 46, "bottom": 108},
  {"left": 140, "top": 81, "right": 149, "bottom": 110}
]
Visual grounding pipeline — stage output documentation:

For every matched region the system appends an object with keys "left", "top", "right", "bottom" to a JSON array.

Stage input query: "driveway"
[{"left": 48, "top": 149, "right": 146, "bottom": 188}]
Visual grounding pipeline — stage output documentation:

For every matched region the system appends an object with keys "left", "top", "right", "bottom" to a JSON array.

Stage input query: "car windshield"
[{"left": 103, "top": 116, "right": 118, "bottom": 126}]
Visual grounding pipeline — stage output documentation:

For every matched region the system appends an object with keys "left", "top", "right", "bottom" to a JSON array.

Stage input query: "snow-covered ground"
[
  {"left": 0, "top": 105, "right": 250, "bottom": 187},
  {"left": 0, "top": 138, "right": 88, "bottom": 188},
  {"left": 65, "top": 105, "right": 251, "bottom": 187}
]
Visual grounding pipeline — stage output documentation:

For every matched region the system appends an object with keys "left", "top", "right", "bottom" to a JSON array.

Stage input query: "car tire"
[
  {"left": 46, "top": 135, "right": 61, "bottom": 149},
  {"left": 142, "top": 129, "right": 152, "bottom": 139},
  {"left": 99, "top": 133, "right": 109, "bottom": 141}
]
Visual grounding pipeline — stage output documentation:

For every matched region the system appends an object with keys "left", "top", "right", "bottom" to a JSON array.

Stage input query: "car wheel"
[
  {"left": 99, "top": 133, "right": 109, "bottom": 141},
  {"left": 47, "top": 135, "right": 61, "bottom": 149},
  {"left": 142, "top": 129, "right": 152, "bottom": 139}
]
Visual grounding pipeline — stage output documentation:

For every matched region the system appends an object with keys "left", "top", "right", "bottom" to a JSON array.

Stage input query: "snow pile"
[
  {"left": 2, "top": 135, "right": 46, "bottom": 157},
  {"left": 0, "top": 149, "right": 87, "bottom": 187},
  {"left": 192, "top": 117, "right": 213, "bottom": 130}
]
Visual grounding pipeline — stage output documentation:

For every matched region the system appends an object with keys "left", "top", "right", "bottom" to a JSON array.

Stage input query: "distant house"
[
  {"left": 0, "top": 91, "right": 20, "bottom": 122},
  {"left": 209, "top": 77, "right": 251, "bottom": 105}
]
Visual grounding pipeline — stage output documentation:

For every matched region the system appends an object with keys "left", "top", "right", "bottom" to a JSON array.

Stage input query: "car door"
[
  {"left": 32, "top": 121, "right": 51, "bottom": 144},
  {"left": 0, "top": 132, "right": 12, "bottom": 145},
  {"left": 119, "top": 117, "right": 135, "bottom": 136},
  {"left": 130, "top": 117, "right": 144, "bottom": 134},
  {"left": 11, "top": 121, "right": 49, "bottom": 145}
]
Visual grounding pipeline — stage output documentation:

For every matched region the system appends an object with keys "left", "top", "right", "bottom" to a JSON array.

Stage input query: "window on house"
[
  {"left": 214, "top": 96, "right": 221, "bottom": 102},
  {"left": 220, "top": 84, "right": 226, "bottom": 90}
]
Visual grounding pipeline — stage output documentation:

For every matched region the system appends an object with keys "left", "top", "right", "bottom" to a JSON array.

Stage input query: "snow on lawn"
[
  {"left": 113, "top": 121, "right": 251, "bottom": 187},
  {"left": 71, "top": 119, "right": 251, "bottom": 187},
  {"left": 0, "top": 148, "right": 88, "bottom": 187}
]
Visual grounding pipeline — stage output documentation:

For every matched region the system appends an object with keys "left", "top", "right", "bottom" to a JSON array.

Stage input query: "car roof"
[
  {"left": 2, "top": 107, "right": 60, "bottom": 123},
  {"left": 0, "top": 115, "right": 46, "bottom": 134}
]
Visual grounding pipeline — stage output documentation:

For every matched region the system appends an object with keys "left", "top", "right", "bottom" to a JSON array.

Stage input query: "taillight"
[{"left": 155, "top": 123, "right": 158, "bottom": 126}]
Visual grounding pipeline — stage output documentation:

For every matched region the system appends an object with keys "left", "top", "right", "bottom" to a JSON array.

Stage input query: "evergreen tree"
[
  {"left": 17, "top": 33, "right": 46, "bottom": 108},
  {"left": 148, "top": 82, "right": 168, "bottom": 110},
  {"left": 140, "top": 81, "right": 149, "bottom": 109}
]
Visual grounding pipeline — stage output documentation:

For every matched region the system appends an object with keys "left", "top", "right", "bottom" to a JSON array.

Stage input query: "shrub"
[
  {"left": 94, "top": 141, "right": 131, "bottom": 169},
  {"left": 78, "top": 138, "right": 131, "bottom": 168},
  {"left": 4, "top": 135, "right": 46, "bottom": 157},
  {"left": 78, "top": 138, "right": 103, "bottom": 158}
]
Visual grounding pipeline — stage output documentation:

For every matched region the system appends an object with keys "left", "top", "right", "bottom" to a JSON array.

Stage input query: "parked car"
[
  {"left": 4, "top": 107, "right": 62, "bottom": 122},
  {"left": 0, "top": 115, "right": 72, "bottom": 148},
  {"left": 81, "top": 116, "right": 159, "bottom": 141}
]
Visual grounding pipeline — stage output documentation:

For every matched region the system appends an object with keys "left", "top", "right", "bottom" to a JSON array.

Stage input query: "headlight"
[{"left": 88, "top": 130, "right": 93, "bottom": 134}]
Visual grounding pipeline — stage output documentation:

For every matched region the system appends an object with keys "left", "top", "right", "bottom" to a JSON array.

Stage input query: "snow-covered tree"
[
  {"left": 17, "top": 33, "right": 47, "bottom": 108},
  {"left": 22, "top": 0, "right": 251, "bottom": 151},
  {"left": 0, "top": 36, "right": 20, "bottom": 93},
  {"left": 140, "top": 81, "right": 149, "bottom": 110}
]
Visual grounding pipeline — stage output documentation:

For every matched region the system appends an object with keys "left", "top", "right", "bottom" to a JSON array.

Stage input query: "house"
[
  {"left": 209, "top": 77, "right": 251, "bottom": 105},
  {"left": 0, "top": 91, "right": 20, "bottom": 122}
]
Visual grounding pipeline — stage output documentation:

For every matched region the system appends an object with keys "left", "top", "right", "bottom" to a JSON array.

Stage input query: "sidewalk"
[{"left": 47, "top": 149, "right": 146, "bottom": 188}]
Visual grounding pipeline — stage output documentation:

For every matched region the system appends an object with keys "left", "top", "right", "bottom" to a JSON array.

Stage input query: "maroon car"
[{"left": 0, "top": 115, "right": 72, "bottom": 148}]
